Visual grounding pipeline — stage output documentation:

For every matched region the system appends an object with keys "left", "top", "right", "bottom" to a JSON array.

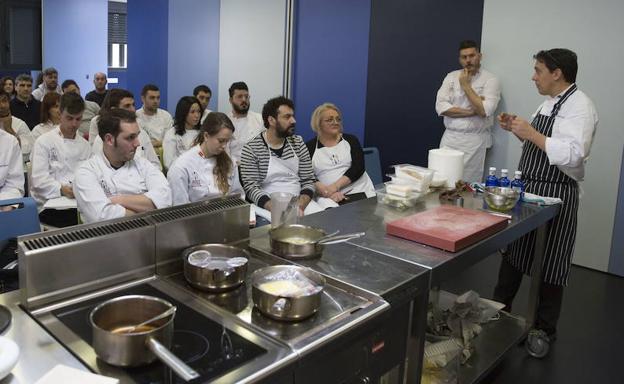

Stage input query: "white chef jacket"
[
  {"left": 0, "top": 130, "right": 24, "bottom": 200},
  {"left": 200, "top": 108, "right": 212, "bottom": 124},
  {"left": 31, "top": 121, "right": 58, "bottom": 141},
  {"left": 136, "top": 108, "right": 174, "bottom": 142},
  {"left": 162, "top": 128, "right": 199, "bottom": 169},
  {"left": 167, "top": 145, "right": 243, "bottom": 205},
  {"left": 227, "top": 111, "right": 265, "bottom": 164},
  {"left": 90, "top": 116, "right": 162, "bottom": 170},
  {"left": 2, "top": 116, "right": 34, "bottom": 158},
  {"left": 80, "top": 100, "right": 100, "bottom": 136},
  {"left": 30, "top": 127, "right": 91, "bottom": 206},
  {"left": 74, "top": 152, "right": 172, "bottom": 223},
  {"left": 530, "top": 85, "right": 598, "bottom": 182},
  {"left": 31, "top": 84, "right": 62, "bottom": 102}
]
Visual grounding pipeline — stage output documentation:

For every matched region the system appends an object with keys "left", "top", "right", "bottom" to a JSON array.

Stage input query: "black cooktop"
[{"left": 52, "top": 284, "right": 266, "bottom": 383}]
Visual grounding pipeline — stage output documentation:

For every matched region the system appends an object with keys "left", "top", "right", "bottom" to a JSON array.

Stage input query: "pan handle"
[
  {"left": 317, "top": 232, "right": 366, "bottom": 245},
  {"left": 147, "top": 337, "right": 200, "bottom": 382}
]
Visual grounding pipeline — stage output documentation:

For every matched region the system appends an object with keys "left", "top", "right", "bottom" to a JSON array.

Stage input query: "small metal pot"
[
  {"left": 251, "top": 265, "right": 325, "bottom": 321},
  {"left": 90, "top": 295, "right": 199, "bottom": 382},
  {"left": 269, "top": 224, "right": 364, "bottom": 259},
  {"left": 182, "top": 244, "right": 249, "bottom": 292}
]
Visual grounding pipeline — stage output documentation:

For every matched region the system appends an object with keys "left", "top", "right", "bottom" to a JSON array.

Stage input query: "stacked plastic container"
[{"left": 376, "top": 164, "right": 434, "bottom": 209}]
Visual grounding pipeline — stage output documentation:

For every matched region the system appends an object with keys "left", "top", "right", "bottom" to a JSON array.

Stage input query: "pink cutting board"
[{"left": 386, "top": 205, "right": 508, "bottom": 252}]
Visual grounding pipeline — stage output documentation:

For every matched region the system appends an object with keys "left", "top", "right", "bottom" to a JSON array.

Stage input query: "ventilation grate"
[{"left": 149, "top": 196, "right": 248, "bottom": 223}]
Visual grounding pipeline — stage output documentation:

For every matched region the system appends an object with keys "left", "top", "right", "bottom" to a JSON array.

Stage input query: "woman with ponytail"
[{"left": 167, "top": 112, "right": 243, "bottom": 205}]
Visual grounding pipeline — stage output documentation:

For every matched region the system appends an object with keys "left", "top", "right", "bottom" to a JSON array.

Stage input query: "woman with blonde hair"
[
  {"left": 167, "top": 112, "right": 242, "bottom": 205},
  {"left": 305, "top": 103, "right": 374, "bottom": 207}
]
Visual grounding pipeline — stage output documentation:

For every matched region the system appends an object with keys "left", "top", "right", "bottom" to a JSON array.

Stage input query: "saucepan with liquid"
[
  {"left": 89, "top": 295, "right": 199, "bottom": 381},
  {"left": 251, "top": 265, "right": 326, "bottom": 321},
  {"left": 269, "top": 224, "right": 365, "bottom": 259}
]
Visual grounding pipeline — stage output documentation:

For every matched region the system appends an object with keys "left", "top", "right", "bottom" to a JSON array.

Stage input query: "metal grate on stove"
[{"left": 149, "top": 196, "right": 248, "bottom": 223}]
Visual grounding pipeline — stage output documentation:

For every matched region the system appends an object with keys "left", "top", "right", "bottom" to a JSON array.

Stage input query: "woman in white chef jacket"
[
  {"left": 31, "top": 92, "right": 60, "bottom": 140},
  {"left": 167, "top": 112, "right": 243, "bottom": 205},
  {"left": 162, "top": 96, "right": 201, "bottom": 170},
  {"left": 305, "top": 103, "right": 374, "bottom": 208}
]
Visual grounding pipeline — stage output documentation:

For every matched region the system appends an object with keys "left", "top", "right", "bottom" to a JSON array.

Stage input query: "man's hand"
[
  {"left": 498, "top": 112, "right": 517, "bottom": 131},
  {"left": 298, "top": 194, "right": 311, "bottom": 214},
  {"left": 60, "top": 184, "right": 75, "bottom": 198},
  {"left": 508, "top": 117, "right": 537, "bottom": 141},
  {"left": 459, "top": 68, "right": 472, "bottom": 89}
]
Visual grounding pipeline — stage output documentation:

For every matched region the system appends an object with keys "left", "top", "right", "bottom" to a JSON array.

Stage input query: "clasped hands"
[
  {"left": 317, "top": 183, "right": 345, "bottom": 203},
  {"left": 498, "top": 112, "right": 537, "bottom": 141}
]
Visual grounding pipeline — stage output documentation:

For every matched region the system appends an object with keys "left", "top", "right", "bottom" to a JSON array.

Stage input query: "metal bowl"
[{"left": 484, "top": 187, "right": 520, "bottom": 212}]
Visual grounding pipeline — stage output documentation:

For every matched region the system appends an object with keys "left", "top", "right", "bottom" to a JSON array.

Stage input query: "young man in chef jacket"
[
  {"left": 194, "top": 84, "right": 212, "bottom": 124},
  {"left": 74, "top": 109, "right": 172, "bottom": 223},
  {"left": 30, "top": 92, "right": 91, "bottom": 227},
  {"left": 136, "top": 84, "right": 174, "bottom": 149},
  {"left": 226, "top": 82, "right": 265, "bottom": 164}
]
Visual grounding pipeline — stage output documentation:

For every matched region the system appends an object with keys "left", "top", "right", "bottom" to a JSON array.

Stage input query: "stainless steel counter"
[{"left": 0, "top": 291, "right": 90, "bottom": 383}]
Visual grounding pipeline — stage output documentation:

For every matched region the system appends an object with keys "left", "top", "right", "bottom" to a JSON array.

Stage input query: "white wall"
[
  {"left": 217, "top": 0, "right": 287, "bottom": 113},
  {"left": 482, "top": 0, "right": 624, "bottom": 272}
]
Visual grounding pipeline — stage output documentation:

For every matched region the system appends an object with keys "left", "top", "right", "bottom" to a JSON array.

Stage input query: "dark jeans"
[
  {"left": 39, "top": 208, "right": 78, "bottom": 228},
  {"left": 493, "top": 257, "right": 564, "bottom": 337}
]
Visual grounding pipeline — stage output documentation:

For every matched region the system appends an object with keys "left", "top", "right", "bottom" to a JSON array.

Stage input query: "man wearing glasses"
[
  {"left": 494, "top": 48, "right": 598, "bottom": 357},
  {"left": 435, "top": 40, "right": 501, "bottom": 183},
  {"left": 227, "top": 81, "right": 265, "bottom": 164}
]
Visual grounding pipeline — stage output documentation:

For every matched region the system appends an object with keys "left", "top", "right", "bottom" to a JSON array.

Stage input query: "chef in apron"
[
  {"left": 493, "top": 49, "right": 598, "bottom": 357},
  {"left": 306, "top": 103, "right": 374, "bottom": 208},
  {"left": 238, "top": 96, "right": 322, "bottom": 216}
]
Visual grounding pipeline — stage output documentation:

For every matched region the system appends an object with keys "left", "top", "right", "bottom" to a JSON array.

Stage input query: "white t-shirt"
[
  {"left": 74, "top": 153, "right": 172, "bottom": 223},
  {"left": 227, "top": 111, "right": 265, "bottom": 163},
  {"left": 0, "top": 130, "right": 24, "bottom": 200},
  {"left": 200, "top": 108, "right": 212, "bottom": 124},
  {"left": 32, "top": 122, "right": 58, "bottom": 141},
  {"left": 136, "top": 108, "right": 174, "bottom": 142},
  {"left": 167, "top": 145, "right": 243, "bottom": 205},
  {"left": 162, "top": 128, "right": 199, "bottom": 170},
  {"left": 80, "top": 100, "right": 100, "bottom": 136},
  {"left": 30, "top": 127, "right": 91, "bottom": 206}
]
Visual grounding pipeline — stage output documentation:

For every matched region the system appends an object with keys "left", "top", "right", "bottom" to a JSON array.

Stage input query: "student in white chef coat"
[
  {"left": 89, "top": 89, "right": 161, "bottom": 170},
  {"left": 239, "top": 96, "right": 322, "bottom": 215},
  {"left": 31, "top": 92, "right": 61, "bottom": 141},
  {"left": 136, "top": 84, "right": 174, "bottom": 149},
  {"left": 74, "top": 109, "right": 172, "bottom": 224},
  {"left": 305, "top": 103, "right": 374, "bottom": 208},
  {"left": 226, "top": 82, "right": 265, "bottom": 164},
  {"left": 0, "top": 91, "right": 33, "bottom": 161},
  {"left": 30, "top": 92, "right": 91, "bottom": 227},
  {"left": 60, "top": 79, "right": 100, "bottom": 138},
  {"left": 0, "top": 127, "right": 24, "bottom": 206},
  {"left": 167, "top": 112, "right": 243, "bottom": 205},
  {"left": 435, "top": 40, "right": 501, "bottom": 183},
  {"left": 193, "top": 84, "right": 212, "bottom": 124},
  {"left": 162, "top": 96, "right": 201, "bottom": 170}
]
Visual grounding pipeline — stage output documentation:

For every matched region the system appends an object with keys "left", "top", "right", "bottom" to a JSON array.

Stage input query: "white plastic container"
[
  {"left": 390, "top": 165, "right": 435, "bottom": 192},
  {"left": 376, "top": 187, "right": 424, "bottom": 210}
]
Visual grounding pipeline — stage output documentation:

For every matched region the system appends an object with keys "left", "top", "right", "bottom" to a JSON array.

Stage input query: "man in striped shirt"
[{"left": 239, "top": 96, "right": 322, "bottom": 215}]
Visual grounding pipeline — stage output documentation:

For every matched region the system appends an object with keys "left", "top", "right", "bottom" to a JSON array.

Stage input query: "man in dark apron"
[{"left": 493, "top": 48, "right": 598, "bottom": 357}]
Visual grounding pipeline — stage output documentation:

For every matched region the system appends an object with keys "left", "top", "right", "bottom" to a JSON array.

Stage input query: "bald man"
[{"left": 86, "top": 72, "right": 108, "bottom": 106}]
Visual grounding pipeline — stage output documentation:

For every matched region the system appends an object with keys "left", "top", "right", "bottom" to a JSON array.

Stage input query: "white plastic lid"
[
  {"left": 489, "top": 166, "right": 496, "bottom": 171},
  {"left": 514, "top": 170, "right": 522, "bottom": 176},
  {"left": 501, "top": 168, "right": 509, "bottom": 173}
]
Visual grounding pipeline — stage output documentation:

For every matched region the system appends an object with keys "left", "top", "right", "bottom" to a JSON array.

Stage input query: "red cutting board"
[{"left": 386, "top": 205, "right": 508, "bottom": 252}]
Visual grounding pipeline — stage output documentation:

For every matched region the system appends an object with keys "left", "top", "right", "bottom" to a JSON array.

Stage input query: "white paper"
[
  {"left": 35, "top": 364, "right": 119, "bottom": 384},
  {"left": 43, "top": 197, "right": 77, "bottom": 210}
]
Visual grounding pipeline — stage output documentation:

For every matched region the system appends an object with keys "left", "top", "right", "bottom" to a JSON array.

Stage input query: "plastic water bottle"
[
  {"left": 485, "top": 167, "right": 499, "bottom": 187},
  {"left": 511, "top": 170, "right": 525, "bottom": 196},
  {"left": 499, "top": 169, "right": 511, "bottom": 188}
]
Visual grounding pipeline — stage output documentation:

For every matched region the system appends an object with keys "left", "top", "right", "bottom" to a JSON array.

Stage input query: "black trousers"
[
  {"left": 39, "top": 209, "right": 79, "bottom": 228},
  {"left": 493, "top": 257, "right": 564, "bottom": 337}
]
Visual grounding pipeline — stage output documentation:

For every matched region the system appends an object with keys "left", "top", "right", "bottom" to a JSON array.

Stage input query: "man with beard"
[
  {"left": 136, "top": 84, "right": 173, "bottom": 149},
  {"left": 227, "top": 82, "right": 265, "bottom": 164},
  {"left": 32, "top": 67, "right": 63, "bottom": 101},
  {"left": 85, "top": 72, "right": 109, "bottom": 106},
  {"left": 74, "top": 109, "right": 172, "bottom": 224},
  {"left": 194, "top": 84, "right": 213, "bottom": 124},
  {"left": 240, "top": 96, "right": 322, "bottom": 215},
  {"left": 0, "top": 90, "right": 34, "bottom": 160},
  {"left": 435, "top": 40, "right": 501, "bottom": 183}
]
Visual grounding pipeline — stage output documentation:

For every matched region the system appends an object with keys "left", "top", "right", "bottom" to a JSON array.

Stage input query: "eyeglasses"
[{"left": 322, "top": 117, "right": 342, "bottom": 124}]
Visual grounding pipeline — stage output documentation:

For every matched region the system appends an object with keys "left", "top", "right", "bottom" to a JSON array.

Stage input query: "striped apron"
[{"left": 505, "top": 84, "right": 579, "bottom": 286}]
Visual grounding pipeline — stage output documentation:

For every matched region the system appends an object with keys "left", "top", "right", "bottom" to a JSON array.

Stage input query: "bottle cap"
[
  {"left": 501, "top": 169, "right": 508, "bottom": 173},
  {"left": 489, "top": 167, "right": 496, "bottom": 171},
  {"left": 514, "top": 170, "right": 522, "bottom": 176}
]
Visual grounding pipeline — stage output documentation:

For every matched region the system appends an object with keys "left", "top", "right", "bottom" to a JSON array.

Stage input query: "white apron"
[
  {"left": 440, "top": 129, "right": 488, "bottom": 183},
  {"left": 312, "top": 138, "right": 374, "bottom": 194},
  {"left": 260, "top": 137, "right": 323, "bottom": 214}
]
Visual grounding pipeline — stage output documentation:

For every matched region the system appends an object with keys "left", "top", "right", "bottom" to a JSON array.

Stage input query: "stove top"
[{"left": 51, "top": 284, "right": 267, "bottom": 383}]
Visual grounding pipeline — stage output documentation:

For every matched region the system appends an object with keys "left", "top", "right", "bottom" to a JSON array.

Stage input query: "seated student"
[
  {"left": 30, "top": 92, "right": 91, "bottom": 227},
  {"left": 136, "top": 84, "right": 173, "bottom": 148},
  {"left": 163, "top": 96, "right": 201, "bottom": 170},
  {"left": 31, "top": 92, "right": 61, "bottom": 140},
  {"left": 0, "top": 90, "right": 33, "bottom": 161},
  {"left": 239, "top": 96, "right": 322, "bottom": 215},
  {"left": 193, "top": 84, "right": 212, "bottom": 124},
  {"left": 10, "top": 74, "right": 41, "bottom": 130},
  {"left": 167, "top": 112, "right": 243, "bottom": 205},
  {"left": 60, "top": 79, "right": 100, "bottom": 138},
  {"left": 305, "top": 103, "right": 374, "bottom": 208},
  {"left": 89, "top": 88, "right": 161, "bottom": 170},
  {"left": 0, "top": 128, "right": 24, "bottom": 204},
  {"left": 74, "top": 109, "right": 172, "bottom": 224}
]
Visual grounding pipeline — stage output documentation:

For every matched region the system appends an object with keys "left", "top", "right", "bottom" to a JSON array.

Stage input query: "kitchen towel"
[{"left": 428, "top": 148, "right": 464, "bottom": 188}]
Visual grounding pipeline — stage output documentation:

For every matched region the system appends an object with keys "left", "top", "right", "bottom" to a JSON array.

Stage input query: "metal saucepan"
[
  {"left": 182, "top": 244, "right": 249, "bottom": 292},
  {"left": 251, "top": 265, "right": 326, "bottom": 321},
  {"left": 90, "top": 295, "right": 199, "bottom": 381},
  {"left": 269, "top": 224, "right": 365, "bottom": 259}
]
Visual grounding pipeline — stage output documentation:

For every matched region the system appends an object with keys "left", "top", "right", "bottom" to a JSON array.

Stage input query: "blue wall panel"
[
  {"left": 107, "top": 69, "right": 127, "bottom": 90},
  {"left": 127, "top": 0, "right": 169, "bottom": 110},
  {"left": 167, "top": 0, "right": 220, "bottom": 111},
  {"left": 364, "top": 0, "right": 484, "bottom": 175},
  {"left": 292, "top": 0, "right": 371, "bottom": 144}
]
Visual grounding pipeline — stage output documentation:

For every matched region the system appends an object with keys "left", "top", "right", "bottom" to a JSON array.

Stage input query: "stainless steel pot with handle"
[
  {"left": 269, "top": 224, "right": 365, "bottom": 259},
  {"left": 89, "top": 295, "right": 199, "bottom": 382},
  {"left": 182, "top": 244, "right": 249, "bottom": 292},
  {"left": 251, "top": 265, "right": 325, "bottom": 321}
]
